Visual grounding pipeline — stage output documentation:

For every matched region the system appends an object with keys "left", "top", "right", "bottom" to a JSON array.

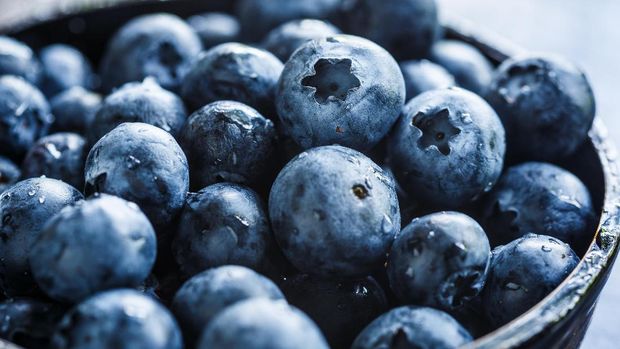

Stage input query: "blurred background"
[{"left": 0, "top": 0, "right": 618, "bottom": 347}]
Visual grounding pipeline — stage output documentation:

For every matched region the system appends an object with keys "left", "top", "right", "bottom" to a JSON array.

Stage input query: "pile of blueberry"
[{"left": 0, "top": 0, "right": 598, "bottom": 348}]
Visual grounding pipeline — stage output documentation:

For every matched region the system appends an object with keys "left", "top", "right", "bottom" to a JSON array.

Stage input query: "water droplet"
[
  {"left": 541, "top": 245, "right": 552, "bottom": 252},
  {"left": 235, "top": 215, "right": 250, "bottom": 227},
  {"left": 354, "top": 285, "right": 368, "bottom": 296},
  {"left": 427, "top": 230, "right": 435, "bottom": 238},
  {"left": 460, "top": 113, "right": 472, "bottom": 124},
  {"left": 519, "top": 85, "right": 532, "bottom": 94},
  {"left": 484, "top": 182, "right": 494, "bottom": 192},
  {"left": 454, "top": 242, "right": 466, "bottom": 252},
  {"left": 381, "top": 215, "right": 393, "bottom": 233},
  {"left": 161, "top": 123, "right": 171, "bottom": 132},
  {"left": 126, "top": 202, "right": 140, "bottom": 211},
  {"left": 364, "top": 177, "right": 373, "bottom": 189},
  {"left": 38, "top": 196, "right": 46, "bottom": 204},
  {"left": 504, "top": 282, "right": 521, "bottom": 291},
  {"left": 297, "top": 152, "right": 308, "bottom": 159},
  {"left": 558, "top": 194, "right": 582, "bottom": 209},
  {"left": 28, "top": 189, "right": 36, "bottom": 196},
  {"left": 45, "top": 143, "right": 62, "bottom": 159},
  {"left": 405, "top": 267, "right": 415, "bottom": 277},
  {"left": 126, "top": 155, "right": 141, "bottom": 169}
]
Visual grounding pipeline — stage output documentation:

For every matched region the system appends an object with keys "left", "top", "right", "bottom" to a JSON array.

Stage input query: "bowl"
[{"left": 2, "top": 1, "right": 619, "bottom": 348}]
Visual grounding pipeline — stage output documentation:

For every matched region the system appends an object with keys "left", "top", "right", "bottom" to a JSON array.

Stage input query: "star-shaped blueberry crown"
[
  {"left": 411, "top": 108, "right": 461, "bottom": 155},
  {"left": 302, "top": 58, "right": 361, "bottom": 103}
]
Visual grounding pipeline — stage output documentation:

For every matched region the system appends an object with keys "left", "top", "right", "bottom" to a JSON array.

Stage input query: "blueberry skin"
[
  {"left": 400, "top": 59, "right": 456, "bottom": 101},
  {"left": 187, "top": 12, "right": 241, "bottom": 49},
  {"left": 21, "top": 132, "right": 87, "bottom": 189},
  {"left": 39, "top": 44, "right": 93, "bottom": 98},
  {"left": 0, "top": 298, "right": 66, "bottom": 348},
  {"left": 181, "top": 43, "right": 284, "bottom": 116},
  {"left": 49, "top": 87, "right": 102, "bottom": 134},
  {"left": 198, "top": 298, "right": 328, "bottom": 349},
  {"left": 0, "top": 75, "right": 53, "bottom": 160},
  {"left": 84, "top": 122, "right": 189, "bottom": 232},
  {"left": 387, "top": 212, "right": 491, "bottom": 312},
  {"left": 341, "top": 0, "right": 440, "bottom": 59},
  {"left": 262, "top": 19, "right": 341, "bottom": 62},
  {"left": 482, "top": 233, "right": 579, "bottom": 327},
  {"left": 485, "top": 55, "right": 595, "bottom": 161},
  {"left": 0, "top": 36, "right": 40, "bottom": 84},
  {"left": 351, "top": 306, "right": 473, "bottom": 349},
  {"left": 51, "top": 289, "right": 182, "bottom": 349},
  {"left": 276, "top": 34, "right": 405, "bottom": 151},
  {"left": 480, "top": 162, "right": 594, "bottom": 252},
  {"left": 388, "top": 87, "right": 505, "bottom": 208},
  {"left": 0, "top": 178, "right": 83, "bottom": 297},
  {"left": 179, "top": 100, "right": 277, "bottom": 190},
  {"left": 269, "top": 145, "right": 400, "bottom": 277},
  {"left": 29, "top": 194, "right": 156, "bottom": 303},
  {"left": 279, "top": 274, "right": 388, "bottom": 349},
  {"left": 430, "top": 40, "right": 494, "bottom": 95},
  {"left": 0, "top": 156, "right": 20, "bottom": 194},
  {"left": 236, "top": 0, "right": 340, "bottom": 42},
  {"left": 172, "top": 265, "right": 284, "bottom": 347},
  {"left": 100, "top": 13, "right": 202, "bottom": 93},
  {"left": 173, "top": 183, "right": 276, "bottom": 277},
  {"left": 88, "top": 79, "right": 187, "bottom": 145}
]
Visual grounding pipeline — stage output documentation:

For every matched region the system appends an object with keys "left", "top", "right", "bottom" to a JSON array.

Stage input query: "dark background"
[{"left": 0, "top": 0, "right": 618, "bottom": 347}]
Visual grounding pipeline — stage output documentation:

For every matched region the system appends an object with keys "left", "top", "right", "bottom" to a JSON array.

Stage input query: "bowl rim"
[
  {"left": 1, "top": 2, "right": 619, "bottom": 349},
  {"left": 444, "top": 17, "right": 620, "bottom": 349}
]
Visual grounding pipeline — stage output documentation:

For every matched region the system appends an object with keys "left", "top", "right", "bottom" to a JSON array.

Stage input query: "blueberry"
[
  {"left": 30, "top": 194, "right": 156, "bottom": 303},
  {"left": 49, "top": 87, "right": 102, "bottom": 134},
  {"left": 84, "top": 122, "right": 189, "bottom": 233},
  {"left": 480, "top": 162, "right": 594, "bottom": 252},
  {"left": 0, "top": 75, "right": 52, "bottom": 160},
  {"left": 100, "top": 13, "right": 202, "bottom": 93},
  {"left": 51, "top": 289, "right": 182, "bottom": 349},
  {"left": 88, "top": 79, "right": 187, "bottom": 146},
  {"left": 430, "top": 40, "right": 494, "bottom": 95},
  {"left": 341, "top": 0, "right": 440, "bottom": 59},
  {"left": 269, "top": 145, "right": 400, "bottom": 277},
  {"left": 236, "top": 0, "right": 340, "bottom": 42},
  {"left": 172, "top": 265, "right": 284, "bottom": 347},
  {"left": 173, "top": 183, "right": 278, "bottom": 277},
  {"left": 21, "top": 132, "right": 87, "bottom": 189},
  {"left": 179, "top": 100, "right": 277, "bottom": 190},
  {"left": 38, "top": 44, "right": 93, "bottom": 98},
  {"left": 0, "top": 298, "right": 66, "bottom": 348},
  {"left": 279, "top": 273, "right": 388, "bottom": 349},
  {"left": 388, "top": 87, "right": 505, "bottom": 208},
  {"left": 276, "top": 35, "right": 405, "bottom": 151},
  {"left": 0, "top": 36, "right": 40, "bottom": 84},
  {"left": 187, "top": 12, "right": 241, "bottom": 49},
  {"left": 198, "top": 298, "right": 328, "bottom": 349},
  {"left": 387, "top": 212, "right": 490, "bottom": 312},
  {"left": 0, "top": 156, "right": 20, "bottom": 194},
  {"left": 181, "top": 43, "right": 284, "bottom": 116},
  {"left": 262, "top": 19, "right": 341, "bottom": 62},
  {"left": 482, "top": 233, "right": 579, "bottom": 327},
  {"left": 0, "top": 178, "right": 83, "bottom": 297},
  {"left": 351, "top": 306, "right": 473, "bottom": 349},
  {"left": 485, "top": 55, "right": 595, "bottom": 161},
  {"left": 400, "top": 59, "right": 456, "bottom": 101}
]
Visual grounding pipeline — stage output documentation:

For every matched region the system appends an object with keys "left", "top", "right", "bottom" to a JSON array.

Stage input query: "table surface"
[{"left": 0, "top": 0, "right": 618, "bottom": 348}]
